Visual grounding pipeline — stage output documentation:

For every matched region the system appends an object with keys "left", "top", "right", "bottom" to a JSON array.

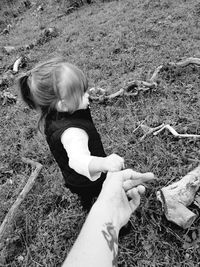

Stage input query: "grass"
[{"left": 0, "top": 0, "right": 200, "bottom": 266}]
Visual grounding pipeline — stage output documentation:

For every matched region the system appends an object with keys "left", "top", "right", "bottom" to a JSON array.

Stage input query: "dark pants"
[{"left": 66, "top": 174, "right": 107, "bottom": 212}]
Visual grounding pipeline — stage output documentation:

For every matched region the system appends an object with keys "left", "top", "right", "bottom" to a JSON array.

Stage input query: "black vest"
[{"left": 45, "top": 108, "right": 106, "bottom": 187}]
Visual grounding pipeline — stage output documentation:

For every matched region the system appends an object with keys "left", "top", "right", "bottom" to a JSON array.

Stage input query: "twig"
[
  {"left": 170, "top": 57, "right": 200, "bottom": 67},
  {"left": 0, "top": 158, "right": 42, "bottom": 243},
  {"left": 153, "top": 124, "right": 200, "bottom": 138},
  {"left": 89, "top": 57, "right": 200, "bottom": 102},
  {"left": 149, "top": 65, "right": 163, "bottom": 83},
  {"left": 13, "top": 57, "right": 23, "bottom": 73},
  {"left": 140, "top": 123, "right": 165, "bottom": 141},
  {"left": 132, "top": 120, "right": 146, "bottom": 134}
]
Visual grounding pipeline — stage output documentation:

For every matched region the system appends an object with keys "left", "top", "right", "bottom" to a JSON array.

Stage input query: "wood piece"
[
  {"left": 89, "top": 57, "right": 200, "bottom": 102},
  {"left": 153, "top": 124, "right": 200, "bottom": 138},
  {"left": 0, "top": 158, "right": 42, "bottom": 242},
  {"left": 140, "top": 123, "right": 165, "bottom": 141},
  {"left": 13, "top": 57, "right": 23, "bottom": 73},
  {"left": 169, "top": 57, "right": 200, "bottom": 67},
  {"left": 149, "top": 65, "right": 163, "bottom": 83},
  {"left": 157, "top": 165, "right": 200, "bottom": 229},
  {"left": 194, "top": 192, "right": 200, "bottom": 208}
]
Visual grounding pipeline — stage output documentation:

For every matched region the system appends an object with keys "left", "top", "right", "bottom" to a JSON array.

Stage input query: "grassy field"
[{"left": 0, "top": 0, "right": 200, "bottom": 266}]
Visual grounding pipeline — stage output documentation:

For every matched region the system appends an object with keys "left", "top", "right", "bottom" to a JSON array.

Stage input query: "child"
[{"left": 18, "top": 57, "right": 124, "bottom": 210}]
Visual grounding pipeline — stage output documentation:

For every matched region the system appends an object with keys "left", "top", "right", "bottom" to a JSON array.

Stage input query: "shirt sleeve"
[{"left": 61, "top": 127, "right": 101, "bottom": 181}]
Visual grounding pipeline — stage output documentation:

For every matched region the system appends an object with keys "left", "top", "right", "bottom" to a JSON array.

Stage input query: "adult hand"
[{"left": 95, "top": 169, "right": 155, "bottom": 231}]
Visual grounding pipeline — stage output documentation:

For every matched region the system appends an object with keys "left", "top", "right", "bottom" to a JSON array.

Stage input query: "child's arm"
[
  {"left": 88, "top": 154, "right": 124, "bottom": 177},
  {"left": 61, "top": 128, "right": 124, "bottom": 180}
]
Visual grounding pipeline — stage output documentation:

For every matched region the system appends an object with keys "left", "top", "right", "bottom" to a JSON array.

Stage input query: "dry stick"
[
  {"left": 149, "top": 65, "right": 163, "bottom": 83},
  {"left": 140, "top": 123, "right": 165, "bottom": 141},
  {"left": 157, "top": 165, "right": 200, "bottom": 229},
  {"left": 0, "top": 158, "right": 42, "bottom": 243},
  {"left": 170, "top": 57, "right": 200, "bottom": 67},
  {"left": 140, "top": 124, "right": 200, "bottom": 141},
  {"left": 89, "top": 57, "right": 200, "bottom": 102},
  {"left": 153, "top": 124, "right": 200, "bottom": 138},
  {"left": 13, "top": 56, "right": 23, "bottom": 73}
]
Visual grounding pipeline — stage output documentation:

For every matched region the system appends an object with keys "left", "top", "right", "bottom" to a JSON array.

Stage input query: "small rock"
[
  {"left": 44, "top": 27, "right": 58, "bottom": 38},
  {"left": 1, "top": 24, "right": 12, "bottom": 35},
  {"left": 37, "top": 5, "right": 44, "bottom": 12},
  {"left": 185, "top": 253, "right": 190, "bottom": 260},
  {"left": 17, "top": 255, "right": 24, "bottom": 262},
  {"left": 24, "top": 43, "right": 34, "bottom": 50},
  {"left": 166, "top": 15, "right": 172, "bottom": 20},
  {"left": 2, "top": 29, "right": 9, "bottom": 35},
  {"left": 3, "top": 46, "right": 16, "bottom": 54},
  {"left": 23, "top": 0, "right": 31, "bottom": 8}
]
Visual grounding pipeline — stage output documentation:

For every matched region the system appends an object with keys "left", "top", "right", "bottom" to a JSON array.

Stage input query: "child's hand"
[{"left": 103, "top": 154, "right": 124, "bottom": 172}]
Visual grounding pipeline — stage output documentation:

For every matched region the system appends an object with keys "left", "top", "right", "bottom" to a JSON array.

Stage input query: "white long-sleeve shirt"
[{"left": 61, "top": 128, "right": 102, "bottom": 181}]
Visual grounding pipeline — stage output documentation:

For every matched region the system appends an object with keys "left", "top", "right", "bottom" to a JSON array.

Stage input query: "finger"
[
  {"left": 121, "top": 159, "right": 125, "bottom": 170},
  {"left": 126, "top": 185, "right": 145, "bottom": 199},
  {"left": 123, "top": 179, "right": 149, "bottom": 191},
  {"left": 123, "top": 179, "right": 136, "bottom": 191},
  {"left": 128, "top": 188, "right": 141, "bottom": 212},
  {"left": 137, "top": 184, "right": 146, "bottom": 195},
  {"left": 122, "top": 171, "right": 155, "bottom": 190},
  {"left": 120, "top": 169, "right": 139, "bottom": 180},
  {"left": 120, "top": 169, "right": 155, "bottom": 181}
]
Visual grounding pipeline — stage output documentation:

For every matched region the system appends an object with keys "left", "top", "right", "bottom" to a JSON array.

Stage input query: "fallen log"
[
  {"left": 0, "top": 158, "right": 42, "bottom": 243},
  {"left": 157, "top": 165, "right": 200, "bottom": 229}
]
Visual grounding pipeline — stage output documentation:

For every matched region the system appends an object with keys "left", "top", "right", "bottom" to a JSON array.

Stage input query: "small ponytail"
[{"left": 18, "top": 75, "right": 36, "bottom": 109}]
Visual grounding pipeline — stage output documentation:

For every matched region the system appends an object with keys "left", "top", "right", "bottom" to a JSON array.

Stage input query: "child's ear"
[{"left": 57, "top": 100, "right": 68, "bottom": 112}]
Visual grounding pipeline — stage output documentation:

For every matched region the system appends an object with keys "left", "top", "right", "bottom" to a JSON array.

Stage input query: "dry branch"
[
  {"left": 140, "top": 123, "right": 164, "bottom": 141},
  {"left": 89, "top": 57, "right": 200, "bottom": 102},
  {"left": 0, "top": 158, "right": 42, "bottom": 243},
  {"left": 13, "top": 57, "right": 23, "bottom": 73},
  {"left": 139, "top": 124, "right": 200, "bottom": 140},
  {"left": 153, "top": 124, "right": 200, "bottom": 138},
  {"left": 170, "top": 57, "right": 200, "bottom": 67},
  {"left": 157, "top": 165, "right": 200, "bottom": 229}
]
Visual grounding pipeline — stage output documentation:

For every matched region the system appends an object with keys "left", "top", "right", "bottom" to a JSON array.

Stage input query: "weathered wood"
[
  {"left": 89, "top": 57, "right": 200, "bottom": 102},
  {"left": 0, "top": 158, "right": 42, "bottom": 242},
  {"left": 153, "top": 124, "right": 200, "bottom": 138},
  {"left": 139, "top": 124, "right": 200, "bottom": 141},
  {"left": 157, "top": 165, "right": 200, "bottom": 229},
  {"left": 13, "top": 56, "right": 23, "bottom": 73}
]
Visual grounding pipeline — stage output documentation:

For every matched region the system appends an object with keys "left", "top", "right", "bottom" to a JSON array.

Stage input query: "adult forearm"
[{"left": 62, "top": 202, "right": 119, "bottom": 267}]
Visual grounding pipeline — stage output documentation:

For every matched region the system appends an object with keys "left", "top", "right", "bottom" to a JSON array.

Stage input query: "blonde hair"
[{"left": 18, "top": 57, "right": 88, "bottom": 130}]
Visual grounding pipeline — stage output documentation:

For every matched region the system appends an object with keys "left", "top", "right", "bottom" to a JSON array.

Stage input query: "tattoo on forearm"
[{"left": 102, "top": 222, "right": 118, "bottom": 267}]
